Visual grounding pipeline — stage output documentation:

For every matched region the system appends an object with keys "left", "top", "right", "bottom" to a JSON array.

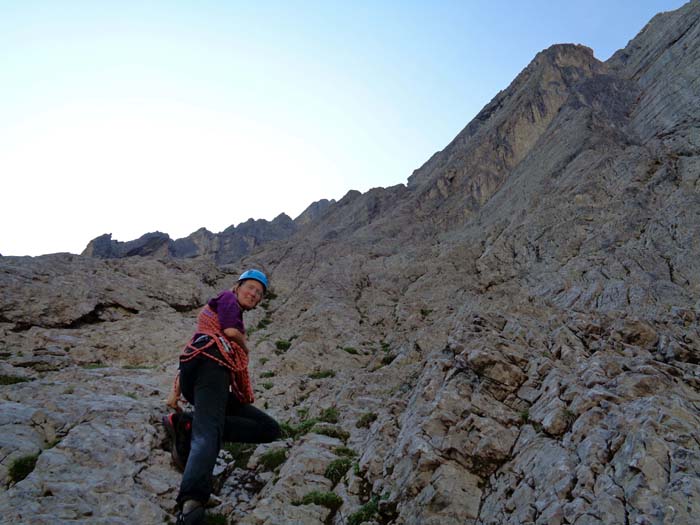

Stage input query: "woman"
[{"left": 164, "top": 269, "right": 281, "bottom": 525}]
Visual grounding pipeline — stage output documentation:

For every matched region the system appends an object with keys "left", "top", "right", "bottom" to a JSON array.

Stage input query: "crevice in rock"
[
  {"left": 65, "top": 303, "right": 140, "bottom": 329},
  {"left": 168, "top": 303, "right": 202, "bottom": 313}
]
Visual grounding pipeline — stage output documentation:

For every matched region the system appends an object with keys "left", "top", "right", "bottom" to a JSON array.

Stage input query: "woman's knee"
[{"left": 261, "top": 417, "right": 281, "bottom": 442}]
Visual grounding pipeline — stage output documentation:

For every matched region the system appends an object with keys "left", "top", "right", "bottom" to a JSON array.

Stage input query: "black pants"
[{"left": 177, "top": 348, "right": 280, "bottom": 504}]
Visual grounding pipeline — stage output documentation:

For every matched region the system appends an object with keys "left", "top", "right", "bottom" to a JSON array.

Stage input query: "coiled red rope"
[{"left": 179, "top": 305, "right": 254, "bottom": 404}]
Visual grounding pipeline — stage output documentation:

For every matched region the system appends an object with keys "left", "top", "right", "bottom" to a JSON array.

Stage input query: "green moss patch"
[
  {"left": 8, "top": 452, "right": 39, "bottom": 483},
  {"left": 293, "top": 490, "right": 343, "bottom": 511}
]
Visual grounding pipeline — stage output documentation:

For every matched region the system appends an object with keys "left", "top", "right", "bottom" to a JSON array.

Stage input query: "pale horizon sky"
[{"left": 0, "top": 0, "right": 688, "bottom": 256}]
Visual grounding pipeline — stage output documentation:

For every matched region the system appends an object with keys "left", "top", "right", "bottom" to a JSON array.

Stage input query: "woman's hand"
[{"left": 166, "top": 373, "right": 183, "bottom": 412}]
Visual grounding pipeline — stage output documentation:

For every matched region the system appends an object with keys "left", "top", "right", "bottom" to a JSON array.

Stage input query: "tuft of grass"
[
  {"left": 343, "top": 347, "right": 359, "bottom": 355},
  {"left": 347, "top": 497, "right": 379, "bottom": 525},
  {"left": 356, "top": 412, "right": 377, "bottom": 429},
  {"left": 325, "top": 458, "right": 352, "bottom": 485},
  {"left": 260, "top": 371, "right": 275, "bottom": 378},
  {"left": 333, "top": 446, "right": 357, "bottom": 458},
  {"left": 0, "top": 375, "right": 30, "bottom": 385},
  {"left": 319, "top": 407, "right": 339, "bottom": 424},
  {"left": 223, "top": 442, "right": 256, "bottom": 468},
  {"left": 205, "top": 513, "right": 228, "bottom": 525},
  {"left": 82, "top": 362, "right": 108, "bottom": 369},
  {"left": 275, "top": 340, "right": 291, "bottom": 351},
  {"left": 259, "top": 448, "right": 287, "bottom": 471},
  {"left": 125, "top": 392, "right": 138, "bottom": 400},
  {"left": 256, "top": 318, "right": 271, "bottom": 330},
  {"left": 293, "top": 491, "right": 343, "bottom": 511},
  {"left": 280, "top": 418, "right": 320, "bottom": 440},
  {"left": 8, "top": 453, "right": 39, "bottom": 483},
  {"left": 520, "top": 410, "right": 530, "bottom": 422},
  {"left": 381, "top": 354, "right": 395, "bottom": 366},
  {"left": 259, "top": 357, "right": 269, "bottom": 365},
  {"left": 312, "top": 425, "right": 350, "bottom": 442},
  {"left": 261, "top": 382, "right": 273, "bottom": 390},
  {"left": 297, "top": 407, "right": 309, "bottom": 419},
  {"left": 309, "top": 370, "right": 335, "bottom": 380},
  {"left": 420, "top": 308, "right": 433, "bottom": 318}
]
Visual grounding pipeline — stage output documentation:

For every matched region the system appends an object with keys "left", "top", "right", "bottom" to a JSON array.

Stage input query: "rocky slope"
[{"left": 1, "top": 2, "right": 699, "bottom": 524}]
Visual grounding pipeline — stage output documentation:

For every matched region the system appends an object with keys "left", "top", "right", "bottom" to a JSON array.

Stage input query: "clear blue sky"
[{"left": 0, "top": 0, "right": 689, "bottom": 256}]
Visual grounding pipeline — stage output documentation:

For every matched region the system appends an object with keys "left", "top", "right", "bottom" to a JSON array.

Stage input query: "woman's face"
[{"left": 236, "top": 279, "right": 265, "bottom": 310}]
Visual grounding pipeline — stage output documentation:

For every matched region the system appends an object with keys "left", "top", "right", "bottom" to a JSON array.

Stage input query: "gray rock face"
[{"left": 2, "top": 3, "right": 700, "bottom": 524}]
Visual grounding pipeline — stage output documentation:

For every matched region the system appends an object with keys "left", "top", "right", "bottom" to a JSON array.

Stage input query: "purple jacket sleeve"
[{"left": 209, "top": 291, "right": 245, "bottom": 333}]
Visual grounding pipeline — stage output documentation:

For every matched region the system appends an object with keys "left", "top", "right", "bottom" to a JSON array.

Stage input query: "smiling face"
[{"left": 235, "top": 279, "right": 265, "bottom": 310}]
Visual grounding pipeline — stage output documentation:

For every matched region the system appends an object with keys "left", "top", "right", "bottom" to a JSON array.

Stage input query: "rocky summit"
[{"left": 1, "top": 3, "right": 699, "bottom": 524}]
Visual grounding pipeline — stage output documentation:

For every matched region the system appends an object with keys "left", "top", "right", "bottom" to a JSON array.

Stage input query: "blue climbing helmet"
[{"left": 238, "top": 269, "right": 268, "bottom": 292}]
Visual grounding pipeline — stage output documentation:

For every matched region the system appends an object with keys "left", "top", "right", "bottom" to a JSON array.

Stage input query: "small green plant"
[
  {"left": 82, "top": 362, "right": 108, "bottom": 369},
  {"left": 223, "top": 442, "right": 256, "bottom": 467},
  {"left": 256, "top": 318, "right": 271, "bottom": 330},
  {"left": 293, "top": 491, "right": 343, "bottom": 511},
  {"left": 205, "top": 513, "right": 228, "bottom": 525},
  {"left": 520, "top": 410, "right": 530, "bottom": 422},
  {"left": 275, "top": 340, "right": 291, "bottom": 351},
  {"left": 0, "top": 375, "right": 30, "bottom": 385},
  {"left": 259, "top": 357, "right": 269, "bottom": 365},
  {"left": 333, "top": 446, "right": 357, "bottom": 458},
  {"left": 312, "top": 425, "right": 350, "bottom": 442},
  {"left": 261, "top": 382, "right": 273, "bottom": 390},
  {"left": 260, "top": 371, "right": 275, "bottom": 378},
  {"left": 8, "top": 452, "right": 39, "bottom": 483},
  {"left": 343, "top": 347, "right": 359, "bottom": 355},
  {"left": 381, "top": 354, "right": 395, "bottom": 366},
  {"left": 420, "top": 308, "right": 433, "bottom": 318},
  {"left": 125, "top": 392, "right": 138, "bottom": 400},
  {"left": 319, "top": 407, "right": 339, "bottom": 424},
  {"left": 356, "top": 412, "right": 377, "bottom": 429},
  {"left": 309, "top": 370, "right": 335, "bottom": 380},
  {"left": 347, "top": 496, "right": 379, "bottom": 525},
  {"left": 297, "top": 407, "right": 309, "bottom": 418},
  {"left": 266, "top": 291, "right": 278, "bottom": 300},
  {"left": 63, "top": 386, "right": 75, "bottom": 394},
  {"left": 380, "top": 341, "right": 390, "bottom": 352},
  {"left": 259, "top": 448, "right": 287, "bottom": 471},
  {"left": 280, "top": 418, "right": 321, "bottom": 440},
  {"left": 325, "top": 458, "right": 352, "bottom": 485}
]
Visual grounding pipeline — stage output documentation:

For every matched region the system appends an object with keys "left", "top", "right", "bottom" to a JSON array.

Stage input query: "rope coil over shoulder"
[{"left": 178, "top": 305, "right": 254, "bottom": 404}]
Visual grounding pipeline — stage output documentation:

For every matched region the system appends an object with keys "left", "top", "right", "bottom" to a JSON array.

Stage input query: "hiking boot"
[
  {"left": 163, "top": 412, "right": 192, "bottom": 471},
  {"left": 176, "top": 500, "right": 205, "bottom": 525}
]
